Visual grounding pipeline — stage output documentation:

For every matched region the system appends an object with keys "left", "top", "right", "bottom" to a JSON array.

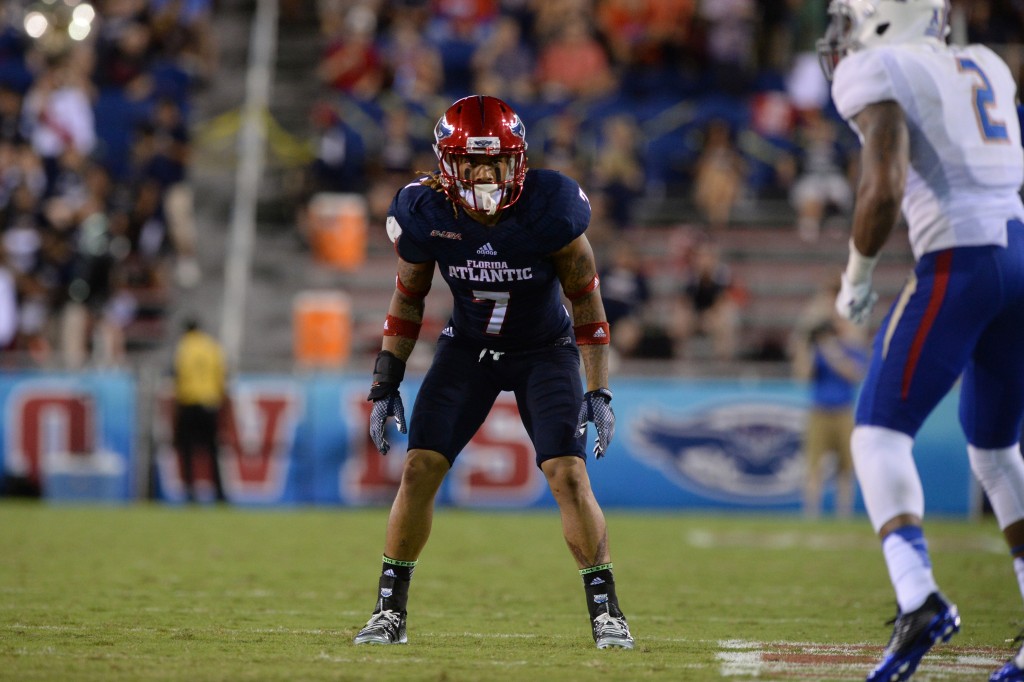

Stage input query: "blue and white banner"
[
  {"left": 151, "top": 374, "right": 971, "bottom": 515},
  {"left": 0, "top": 370, "right": 973, "bottom": 514},
  {"left": 588, "top": 380, "right": 970, "bottom": 515},
  {"left": 0, "top": 371, "right": 136, "bottom": 502}
]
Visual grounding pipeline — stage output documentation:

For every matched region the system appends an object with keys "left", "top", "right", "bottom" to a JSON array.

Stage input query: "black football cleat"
[{"left": 866, "top": 592, "right": 960, "bottom": 682}]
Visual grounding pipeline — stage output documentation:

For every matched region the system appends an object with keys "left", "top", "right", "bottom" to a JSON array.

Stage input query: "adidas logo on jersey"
[
  {"left": 441, "top": 326, "right": 454, "bottom": 337},
  {"left": 476, "top": 242, "right": 498, "bottom": 256}
]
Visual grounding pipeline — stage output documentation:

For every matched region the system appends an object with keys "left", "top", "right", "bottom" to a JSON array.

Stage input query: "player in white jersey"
[{"left": 818, "top": 1, "right": 1024, "bottom": 680}]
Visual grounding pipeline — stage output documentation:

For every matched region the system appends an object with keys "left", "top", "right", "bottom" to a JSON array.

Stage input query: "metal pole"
[{"left": 221, "top": 0, "right": 279, "bottom": 369}]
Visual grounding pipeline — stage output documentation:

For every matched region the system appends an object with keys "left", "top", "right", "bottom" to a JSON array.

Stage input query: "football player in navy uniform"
[{"left": 352, "top": 95, "right": 634, "bottom": 650}]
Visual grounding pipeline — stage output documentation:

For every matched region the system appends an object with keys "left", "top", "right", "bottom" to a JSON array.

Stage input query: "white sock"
[
  {"left": 882, "top": 528, "right": 937, "bottom": 612},
  {"left": 1015, "top": 557, "right": 1024, "bottom": 609}
]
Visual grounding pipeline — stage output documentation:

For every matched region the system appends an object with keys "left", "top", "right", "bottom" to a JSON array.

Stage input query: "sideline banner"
[
  {"left": 0, "top": 371, "right": 972, "bottom": 514},
  {"left": 590, "top": 379, "right": 969, "bottom": 515},
  {"left": 150, "top": 375, "right": 971, "bottom": 515},
  {"left": 0, "top": 371, "right": 136, "bottom": 502}
]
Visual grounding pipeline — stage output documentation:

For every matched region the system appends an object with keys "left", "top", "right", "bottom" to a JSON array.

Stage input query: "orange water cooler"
[
  {"left": 309, "top": 192, "right": 368, "bottom": 270},
  {"left": 293, "top": 290, "right": 352, "bottom": 368}
]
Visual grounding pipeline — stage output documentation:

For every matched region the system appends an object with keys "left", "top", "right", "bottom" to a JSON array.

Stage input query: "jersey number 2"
[
  {"left": 473, "top": 290, "right": 509, "bottom": 335},
  {"left": 957, "top": 58, "right": 1009, "bottom": 142}
]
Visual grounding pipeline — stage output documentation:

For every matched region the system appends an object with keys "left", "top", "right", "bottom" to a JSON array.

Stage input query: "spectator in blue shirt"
[{"left": 793, "top": 286, "right": 868, "bottom": 519}]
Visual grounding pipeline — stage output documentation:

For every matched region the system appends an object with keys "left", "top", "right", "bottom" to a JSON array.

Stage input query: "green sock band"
[
  {"left": 383, "top": 555, "right": 418, "bottom": 568},
  {"left": 579, "top": 562, "right": 613, "bottom": 576}
]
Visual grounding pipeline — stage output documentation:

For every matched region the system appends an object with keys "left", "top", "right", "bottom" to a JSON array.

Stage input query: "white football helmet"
[{"left": 817, "top": 0, "right": 950, "bottom": 80}]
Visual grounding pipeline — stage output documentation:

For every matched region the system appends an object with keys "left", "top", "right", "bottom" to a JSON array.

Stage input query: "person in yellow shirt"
[{"left": 172, "top": 316, "right": 228, "bottom": 502}]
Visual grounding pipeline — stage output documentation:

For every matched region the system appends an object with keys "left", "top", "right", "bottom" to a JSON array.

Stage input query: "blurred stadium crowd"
[
  {"left": 0, "top": 0, "right": 213, "bottom": 367},
  {"left": 297, "top": 0, "right": 1024, "bottom": 365},
  {"left": 1, "top": 0, "right": 1023, "bottom": 369},
  {"left": 298, "top": 0, "right": 1023, "bottom": 229}
]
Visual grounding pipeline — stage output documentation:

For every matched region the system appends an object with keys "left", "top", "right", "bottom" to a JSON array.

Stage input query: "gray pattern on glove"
[
  {"left": 369, "top": 390, "right": 406, "bottom": 455},
  {"left": 576, "top": 388, "right": 615, "bottom": 458}
]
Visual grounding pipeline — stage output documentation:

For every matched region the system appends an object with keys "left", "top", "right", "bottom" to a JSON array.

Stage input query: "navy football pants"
[{"left": 408, "top": 336, "right": 587, "bottom": 465}]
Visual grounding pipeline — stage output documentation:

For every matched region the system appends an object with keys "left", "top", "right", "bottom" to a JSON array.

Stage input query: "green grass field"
[{"left": 0, "top": 502, "right": 1019, "bottom": 681}]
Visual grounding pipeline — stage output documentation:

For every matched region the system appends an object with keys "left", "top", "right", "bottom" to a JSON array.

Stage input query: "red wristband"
[
  {"left": 566, "top": 275, "right": 600, "bottom": 302},
  {"left": 383, "top": 314, "right": 422, "bottom": 340},
  {"left": 575, "top": 322, "right": 610, "bottom": 345},
  {"left": 396, "top": 273, "right": 429, "bottom": 300}
]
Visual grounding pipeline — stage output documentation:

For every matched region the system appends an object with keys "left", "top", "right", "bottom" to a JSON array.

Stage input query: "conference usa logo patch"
[{"left": 631, "top": 402, "right": 804, "bottom": 503}]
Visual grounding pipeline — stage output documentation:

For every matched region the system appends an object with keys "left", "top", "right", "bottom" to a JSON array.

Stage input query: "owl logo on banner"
[{"left": 631, "top": 402, "right": 805, "bottom": 504}]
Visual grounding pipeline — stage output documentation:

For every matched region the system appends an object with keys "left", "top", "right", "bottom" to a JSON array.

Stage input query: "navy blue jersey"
[{"left": 387, "top": 169, "right": 590, "bottom": 351}]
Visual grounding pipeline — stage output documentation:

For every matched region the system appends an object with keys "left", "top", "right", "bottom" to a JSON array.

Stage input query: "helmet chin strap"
[{"left": 460, "top": 183, "right": 502, "bottom": 215}]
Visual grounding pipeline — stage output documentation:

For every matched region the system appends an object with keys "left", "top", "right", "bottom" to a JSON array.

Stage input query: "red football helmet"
[{"left": 433, "top": 95, "right": 528, "bottom": 214}]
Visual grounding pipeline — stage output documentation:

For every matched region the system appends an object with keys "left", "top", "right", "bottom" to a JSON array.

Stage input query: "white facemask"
[{"left": 460, "top": 183, "right": 503, "bottom": 215}]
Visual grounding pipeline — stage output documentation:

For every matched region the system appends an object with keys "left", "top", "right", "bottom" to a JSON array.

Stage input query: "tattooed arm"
[
  {"left": 553, "top": 234, "right": 609, "bottom": 391},
  {"left": 382, "top": 256, "right": 436, "bottom": 361}
]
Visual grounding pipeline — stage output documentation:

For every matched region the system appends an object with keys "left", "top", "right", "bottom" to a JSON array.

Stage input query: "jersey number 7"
[{"left": 473, "top": 290, "right": 510, "bottom": 335}]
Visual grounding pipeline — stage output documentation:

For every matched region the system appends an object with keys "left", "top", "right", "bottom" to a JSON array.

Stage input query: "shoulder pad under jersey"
[
  {"left": 832, "top": 48, "right": 898, "bottom": 121},
  {"left": 387, "top": 179, "right": 451, "bottom": 263},
  {"left": 516, "top": 169, "right": 592, "bottom": 252}
]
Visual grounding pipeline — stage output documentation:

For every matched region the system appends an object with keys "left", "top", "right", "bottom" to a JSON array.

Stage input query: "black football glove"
[
  {"left": 367, "top": 351, "right": 407, "bottom": 455},
  {"left": 576, "top": 388, "right": 615, "bottom": 458}
]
